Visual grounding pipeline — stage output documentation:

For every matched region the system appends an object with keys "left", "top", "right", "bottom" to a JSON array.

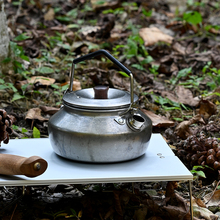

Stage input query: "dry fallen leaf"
[
  {"left": 27, "top": 76, "right": 55, "bottom": 86},
  {"left": 25, "top": 108, "right": 48, "bottom": 121},
  {"left": 139, "top": 27, "right": 173, "bottom": 46},
  {"left": 175, "top": 86, "right": 199, "bottom": 107},
  {"left": 199, "top": 99, "right": 217, "bottom": 120},
  {"left": 172, "top": 42, "right": 186, "bottom": 55},
  {"left": 193, "top": 198, "right": 206, "bottom": 208},
  {"left": 163, "top": 204, "right": 188, "bottom": 219},
  {"left": 202, "top": 86, "right": 220, "bottom": 101},
  {"left": 175, "top": 114, "right": 205, "bottom": 139},
  {"left": 204, "top": 190, "right": 220, "bottom": 207},
  {"left": 133, "top": 206, "right": 148, "bottom": 220},
  {"left": 141, "top": 109, "right": 174, "bottom": 128},
  {"left": 64, "top": 80, "right": 81, "bottom": 91},
  {"left": 159, "top": 86, "right": 199, "bottom": 107},
  {"left": 193, "top": 206, "right": 218, "bottom": 220},
  {"left": 40, "top": 106, "right": 59, "bottom": 115},
  {"left": 81, "top": 26, "right": 101, "bottom": 36},
  {"left": 44, "top": 8, "right": 55, "bottom": 21}
]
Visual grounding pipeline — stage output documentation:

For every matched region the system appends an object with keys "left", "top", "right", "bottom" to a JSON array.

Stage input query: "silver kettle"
[{"left": 48, "top": 50, "right": 152, "bottom": 163}]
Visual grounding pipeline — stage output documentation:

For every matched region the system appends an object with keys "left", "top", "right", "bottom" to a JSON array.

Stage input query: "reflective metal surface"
[
  {"left": 63, "top": 88, "right": 138, "bottom": 110},
  {"left": 48, "top": 106, "right": 152, "bottom": 163}
]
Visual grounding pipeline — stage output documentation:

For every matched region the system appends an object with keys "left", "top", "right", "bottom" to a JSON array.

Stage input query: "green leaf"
[
  {"left": 142, "top": 8, "right": 152, "bottom": 17},
  {"left": 171, "top": 67, "right": 192, "bottom": 85},
  {"left": 14, "top": 33, "right": 30, "bottom": 41},
  {"left": 11, "top": 93, "right": 25, "bottom": 102},
  {"left": 131, "top": 64, "right": 146, "bottom": 71},
  {"left": 53, "top": 91, "right": 60, "bottom": 95},
  {"left": 95, "top": 0, "right": 105, "bottom": 5},
  {"left": 192, "top": 165, "right": 205, "bottom": 170},
  {"left": 7, "top": 83, "right": 18, "bottom": 92},
  {"left": 102, "top": 9, "right": 114, "bottom": 14},
  {"left": 22, "top": 128, "right": 28, "bottom": 133},
  {"left": 173, "top": 118, "right": 183, "bottom": 121},
  {"left": 126, "top": 38, "right": 138, "bottom": 58},
  {"left": 67, "top": 8, "right": 78, "bottom": 18},
  {"left": 13, "top": 60, "right": 23, "bottom": 68},
  {"left": 20, "top": 54, "right": 29, "bottom": 61},
  {"left": 183, "top": 11, "right": 202, "bottom": 25},
  {"left": 140, "top": 56, "right": 154, "bottom": 64},
  {"left": 56, "top": 16, "right": 71, "bottom": 22},
  {"left": 191, "top": 170, "right": 206, "bottom": 178},
  {"left": 33, "top": 127, "right": 40, "bottom": 138},
  {"left": 12, "top": 1, "right": 20, "bottom": 6},
  {"left": 207, "top": 81, "right": 217, "bottom": 90},
  {"left": 12, "top": 125, "right": 19, "bottom": 130},
  {"left": 177, "top": 67, "right": 192, "bottom": 79},
  {"left": 67, "top": 24, "right": 80, "bottom": 29},
  {"left": 51, "top": 84, "right": 60, "bottom": 89},
  {"left": 0, "top": 85, "right": 8, "bottom": 90},
  {"left": 119, "top": 71, "right": 129, "bottom": 77},
  {"left": 36, "top": 67, "right": 54, "bottom": 74},
  {"left": 2, "top": 58, "right": 11, "bottom": 63},
  {"left": 70, "top": 208, "right": 77, "bottom": 216},
  {"left": 61, "top": 84, "right": 69, "bottom": 91}
]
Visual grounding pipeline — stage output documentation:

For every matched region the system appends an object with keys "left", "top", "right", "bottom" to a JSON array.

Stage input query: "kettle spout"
[{"left": 128, "top": 114, "right": 145, "bottom": 130}]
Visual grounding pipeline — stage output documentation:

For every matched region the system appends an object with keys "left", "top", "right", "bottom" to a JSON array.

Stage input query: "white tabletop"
[{"left": 0, "top": 134, "right": 193, "bottom": 186}]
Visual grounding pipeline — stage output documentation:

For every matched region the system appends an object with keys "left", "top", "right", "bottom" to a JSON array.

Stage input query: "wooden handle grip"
[{"left": 0, "top": 154, "right": 48, "bottom": 177}]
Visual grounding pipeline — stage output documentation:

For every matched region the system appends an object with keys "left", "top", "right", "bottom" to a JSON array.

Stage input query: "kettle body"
[{"left": 48, "top": 105, "right": 152, "bottom": 163}]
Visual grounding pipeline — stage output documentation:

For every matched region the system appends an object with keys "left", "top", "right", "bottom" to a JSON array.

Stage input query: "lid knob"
[{"left": 93, "top": 85, "right": 109, "bottom": 99}]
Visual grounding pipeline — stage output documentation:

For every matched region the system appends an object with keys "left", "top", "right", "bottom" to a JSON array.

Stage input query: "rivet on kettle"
[
  {"left": 128, "top": 114, "right": 145, "bottom": 130},
  {"left": 114, "top": 117, "right": 125, "bottom": 125}
]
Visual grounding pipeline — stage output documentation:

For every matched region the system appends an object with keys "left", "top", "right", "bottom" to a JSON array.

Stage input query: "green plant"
[
  {"left": 150, "top": 93, "right": 190, "bottom": 121},
  {"left": 56, "top": 8, "right": 78, "bottom": 22},
  {"left": 204, "top": 24, "right": 220, "bottom": 33},
  {"left": 0, "top": 78, "right": 25, "bottom": 102},
  {"left": 81, "top": 3, "right": 93, "bottom": 12},
  {"left": 51, "top": 84, "right": 69, "bottom": 106},
  {"left": 178, "top": 75, "right": 204, "bottom": 92},
  {"left": 187, "top": 0, "right": 206, "bottom": 7},
  {"left": 170, "top": 67, "right": 192, "bottom": 85},
  {"left": 183, "top": 11, "right": 203, "bottom": 25},
  {"left": 113, "top": 22, "right": 154, "bottom": 75},
  {"left": 190, "top": 165, "right": 214, "bottom": 180},
  {"left": 65, "top": 209, "right": 82, "bottom": 219},
  {"left": 202, "top": 62, "right": 220, "bottom": 90},
  {"left": 122, "top": 2, "right": 138, "bottom": 12},
  {"left": 191, "top": 165, "right": 206, "bottom": 179},
  {"left": 2, "top": 41, "right": 29, "bottom": 74},
  {"left": 149, "top": 64, "right": 159, "bottom": 78},
  {"left": 154, "top": 95, "right": 188, "bottom": 111},
  {"left": 102, "top": 8, "right": 124, "bottom": 15},
  {"left": 44, "top": 210, "right": 69, "bottom": 220},
  {"left": 142, "top": 8, "right": 152, "bottom": 17},
  {"left": 33, "top": 126, "right": 40, "bottom": 138}
]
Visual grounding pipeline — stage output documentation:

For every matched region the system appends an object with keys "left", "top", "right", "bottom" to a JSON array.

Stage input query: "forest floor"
[{"left": 1, "top": 0, "right": 220, "bottom": 219}]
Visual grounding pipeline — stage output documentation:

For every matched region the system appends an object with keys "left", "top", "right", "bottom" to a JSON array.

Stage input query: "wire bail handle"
[{"left": 68, "top": 49, "right": 135, "bottom": 110}]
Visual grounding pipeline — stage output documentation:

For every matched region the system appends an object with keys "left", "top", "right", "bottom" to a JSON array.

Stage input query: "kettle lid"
[{"left": 62, "top": 88, "right": 138, "bottom": 110}]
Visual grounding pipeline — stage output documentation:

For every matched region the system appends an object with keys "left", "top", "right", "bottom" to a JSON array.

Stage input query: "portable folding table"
[{"left": 0, "top": 133, "right": 193, "bottom": 219}]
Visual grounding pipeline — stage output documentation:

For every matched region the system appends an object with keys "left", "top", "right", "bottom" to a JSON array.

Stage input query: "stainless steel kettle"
[{"left": 48, "top": 50, "right": 152, "bottom": 163}]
